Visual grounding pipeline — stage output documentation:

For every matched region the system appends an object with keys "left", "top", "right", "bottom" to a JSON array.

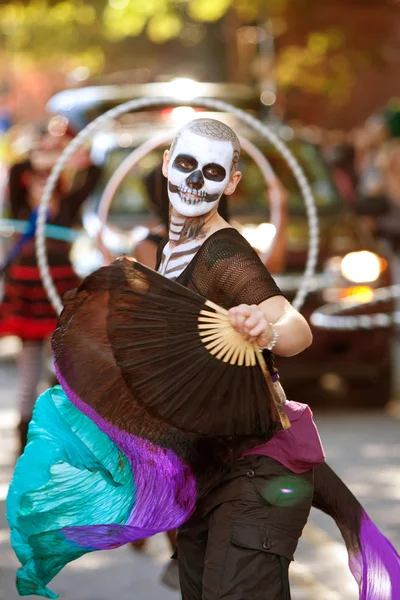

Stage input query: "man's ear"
[
  {"left": 224, "top": 171, "right": 242, "bottom": 196},
  {"left": 162, "top": 149, "right": 170, "bottom": 178}
]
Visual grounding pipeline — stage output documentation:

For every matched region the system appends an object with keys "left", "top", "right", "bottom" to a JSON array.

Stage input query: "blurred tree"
[
  {"left": 273, "top": 0, "right": 400, "bottom": 126},
  {"left": 0, "top": 0, "right": 399, "bottom": 127}
]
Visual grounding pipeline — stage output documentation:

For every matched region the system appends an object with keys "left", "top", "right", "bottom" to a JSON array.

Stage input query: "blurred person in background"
[
  {"left": 354, "top": 114, "right": 390, "bottom": 201},
  {"left": 0, "top": 117, "right": 101, "bottom": 453},
  {"left": 355, "top": 138, "right": 400, "bottom": 337},
  {"left": 323, "top": 143, "right": 359, "bottom": 207},
  {"left": 354, "top": 105, "right": 400, "bottom": 201},
  {"left": 372, "top": 140, "right": 400, "bottom": 300},
  {"left": 375, "top": 139, "right": 400, "bottom": 216}
]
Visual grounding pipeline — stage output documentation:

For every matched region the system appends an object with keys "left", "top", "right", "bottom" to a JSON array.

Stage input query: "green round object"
[{"left": 260, "top": 474, "right": 313, "bottom": 507}]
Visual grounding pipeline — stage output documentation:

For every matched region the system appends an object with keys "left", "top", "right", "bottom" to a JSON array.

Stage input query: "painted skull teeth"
[
  {"left": 167, "top": 127, "right": 236, "bottom": 217},
  {"left": 178, "top": 185, "right": 206, "bottom": 205}
]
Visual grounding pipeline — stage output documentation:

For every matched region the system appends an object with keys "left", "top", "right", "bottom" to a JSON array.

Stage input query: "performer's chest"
[{"left": 158, "top": 239, "right": 203, "bottom": 280}]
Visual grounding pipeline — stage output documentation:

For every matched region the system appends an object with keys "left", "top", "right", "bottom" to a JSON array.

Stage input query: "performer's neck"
[{"left": 169, "top": 206, "right": 219, "bottom": 245}]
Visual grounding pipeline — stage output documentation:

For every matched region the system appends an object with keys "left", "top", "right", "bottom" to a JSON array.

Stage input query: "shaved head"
[
  {"left": 163, "top": 117, "right": 242, "bottom": 218},
  {"left": 170, "top": 118, "right": 240, "bottom": 172}
]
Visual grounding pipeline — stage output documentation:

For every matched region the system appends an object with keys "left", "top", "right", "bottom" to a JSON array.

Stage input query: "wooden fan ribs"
[{"left": 198, "top": 303, "right": 258, "bottom": 366}]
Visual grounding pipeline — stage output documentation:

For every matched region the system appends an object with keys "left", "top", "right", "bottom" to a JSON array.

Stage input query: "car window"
[{"left": 237, "top": 140, "right": 342, "bottom": 217}]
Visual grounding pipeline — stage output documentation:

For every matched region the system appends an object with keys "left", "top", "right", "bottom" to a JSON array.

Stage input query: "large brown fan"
[{"left": 52, "top": 258, "right": 290, "bottom": 437}]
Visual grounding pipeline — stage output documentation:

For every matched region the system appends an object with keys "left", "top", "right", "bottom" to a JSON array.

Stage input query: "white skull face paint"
[{"left": 167, "top": 129, "right": 235, "bottom": 218}]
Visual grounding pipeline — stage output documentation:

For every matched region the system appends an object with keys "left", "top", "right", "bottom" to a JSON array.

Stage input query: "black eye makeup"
[
  {"left": 202, "top": 163, "right": 226, "bottom": 182},
  {"left": 172, "top": 154, "right": 198, "bottom": 173}
]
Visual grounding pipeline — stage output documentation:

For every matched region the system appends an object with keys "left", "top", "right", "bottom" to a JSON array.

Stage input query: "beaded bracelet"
[{"left": 260, "top": 323, "right": 279, "bottom": 352}]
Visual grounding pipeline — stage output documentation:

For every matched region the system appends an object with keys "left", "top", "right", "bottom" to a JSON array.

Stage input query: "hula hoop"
[
  {"left": 310, "top": 285, "right": 400, "bottom": 330},
  {"left": 96, "top": 131, "right": 283, "bottom": 262},
  {"left": 0, "top": 219, "right": 81, "bottom": 243},
  {"left": 36, "top": 97, "right": 319, "bottom": 315}
]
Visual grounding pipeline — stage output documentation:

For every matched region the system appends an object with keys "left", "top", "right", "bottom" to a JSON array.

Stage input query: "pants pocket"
[
  {"left": 231, "top": 521, "right": 296, "bottom": 562},
  {"left": 206, "top": 521, "right": 293, "bottom": 599}
]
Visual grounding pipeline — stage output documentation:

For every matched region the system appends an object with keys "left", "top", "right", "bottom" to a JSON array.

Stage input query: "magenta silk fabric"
[{"left": 241, "top": 401, "right": 325, "bottom": 473}]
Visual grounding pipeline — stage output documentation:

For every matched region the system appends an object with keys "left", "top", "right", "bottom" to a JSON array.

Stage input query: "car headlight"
[{"left": 340, "top": 251, "right": 382, "bottom": 283}]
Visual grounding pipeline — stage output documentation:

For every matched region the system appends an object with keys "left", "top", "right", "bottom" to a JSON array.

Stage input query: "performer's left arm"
[{"left": 229, "top": 297, "right": 312, "bottom": 357}]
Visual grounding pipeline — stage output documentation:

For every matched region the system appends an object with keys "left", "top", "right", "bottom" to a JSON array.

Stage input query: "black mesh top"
[
  {"left": 156, "top": 228, "right": 283, "bottom": 375},
  {"left": 156, "top": 227, "right": 283, "bottom": 310}
]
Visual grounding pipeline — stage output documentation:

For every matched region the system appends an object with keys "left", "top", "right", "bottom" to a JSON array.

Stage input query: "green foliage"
[
  {"left": 0, "top": 0, "right": 386, "bottom": 102},
  {"left": 188, "top": 0, "right": 232, "bottom": 22},
  {"left": 147, "top": 11, "right": 183, "bottom": 43},
  {"left": 276, "top": 28, "right": 355, "bottom": 104},
  {"left": 103, "top": 2, "right": 147, "bottom": 40},
  {"left": 0, "top": 1, "right": 103, "bottom": 70}
]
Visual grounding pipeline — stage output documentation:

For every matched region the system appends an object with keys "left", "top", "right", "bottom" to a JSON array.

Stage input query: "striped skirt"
[{"left": 0, "top": 248, "right": 80, "bottom": 341}]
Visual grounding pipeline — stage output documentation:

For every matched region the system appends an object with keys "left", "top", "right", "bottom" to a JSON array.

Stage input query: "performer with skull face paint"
[
  {"left": 156, "top": 119, "right": 399, "bottom": 599},
  {"left": 156, "top": 119, "right": 318, "bottom": 598}
]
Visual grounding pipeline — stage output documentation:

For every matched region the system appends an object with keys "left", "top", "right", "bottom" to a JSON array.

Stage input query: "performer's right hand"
[{"left": 228, "top": 304, "right": 274, "bottom": 346}]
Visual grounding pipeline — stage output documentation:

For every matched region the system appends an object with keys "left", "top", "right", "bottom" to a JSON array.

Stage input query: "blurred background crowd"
[{"left": 0, "top": 1, "right": 399, "bottom": 599}]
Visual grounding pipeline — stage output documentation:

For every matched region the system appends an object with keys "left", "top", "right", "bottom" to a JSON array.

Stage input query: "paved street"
[{"left": 0, "top": 342, "right": 399, "bottom": 600}]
